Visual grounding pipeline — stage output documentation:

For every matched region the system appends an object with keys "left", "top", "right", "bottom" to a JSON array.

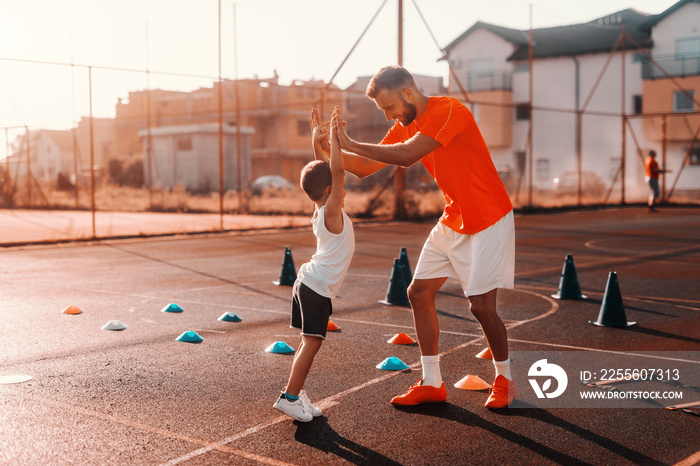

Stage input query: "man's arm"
[
  {"left": 324, "top": 107, "right": 346, "bottom": 234},
  {"left": 336, "top": 118, "right": 440, "bottom": 177}
]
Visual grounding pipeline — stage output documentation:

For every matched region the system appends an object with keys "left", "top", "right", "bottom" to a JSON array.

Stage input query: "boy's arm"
[{"left": 324, "top": 107, "right": 346, "bottom": 235}]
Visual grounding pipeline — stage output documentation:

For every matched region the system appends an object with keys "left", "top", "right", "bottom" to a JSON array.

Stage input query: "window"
[
  {"left": 177, "top": 137, "right": 193, "bottom": 151},
  {"left": 688, "top": 147, "right": 700, "bottom": 166},
  {"left": 297, "top": 119, "right": 308, "bottom": 136},
  {"left": 674, "top": 90, "right": 695, "bottom": 112},
  {"left": 535, "top": 158, "right": 549, "bottom": 181},
  {"left": 515, "top": 103, "right": 530, "bottom": 120},
  {"left": 633, "top": 95, "right": 643, "bottom": 115},
  {"left": 676, "top": 37, "right": 700, "bottom": 58}
]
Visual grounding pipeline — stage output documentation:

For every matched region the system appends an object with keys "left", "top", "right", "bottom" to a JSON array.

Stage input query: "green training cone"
[
  {"left": 161, "top": 303, "right": 184, "bottom": 313},
  {"left": 398, "top": 247, "right": 413, "bottom": 285},
  {"left": 379, "top": 258, "right": 410, "bottom": 307},
  {"left": 376, "top": 357, "right": 409, "bottom": 371},
  {"left": 176, "top": 330, "right": 203, "bottom": 342},
  {"left": 218, "top": 312, "right": 242, "bottom": 322},
  {"left": 590, "top": 272, "right": 636, "bottom": 328},
  {"left": 552, "top": 254, "right": 586, "bottom": 300},
  {"left": 273, "top": 246, "right": 297, "bottom": 286},
  {"left": 265, "top": 341, "right": 295, "bottom": 354}
]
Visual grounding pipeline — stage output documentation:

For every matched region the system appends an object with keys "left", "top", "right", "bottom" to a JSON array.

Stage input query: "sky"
[{"left": 0, "top": 0, "right": 679, "bottom": 154}]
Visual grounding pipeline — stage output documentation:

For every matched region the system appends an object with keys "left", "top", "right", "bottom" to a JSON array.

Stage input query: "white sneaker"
[
  {"left": 273, "top": 394, "right": 313, "bottom": 422},
  {"left": 299, "top": 390, "right": 322, "bottom": 417}
]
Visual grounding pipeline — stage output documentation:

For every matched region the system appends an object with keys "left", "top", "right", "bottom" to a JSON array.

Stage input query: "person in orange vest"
[{"left": 644, "top": 150, "right": 667, "bottom": 212}]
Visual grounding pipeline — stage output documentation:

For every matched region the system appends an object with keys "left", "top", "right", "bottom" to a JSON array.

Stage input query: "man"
[
  {"left": 644, "top": 150, "right": 666, "bottom": 212},
  {"left": 335, "top": 66, "right": 516, "bottom": 408}
]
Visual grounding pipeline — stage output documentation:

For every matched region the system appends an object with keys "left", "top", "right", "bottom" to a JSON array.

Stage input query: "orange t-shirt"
[
  {"left": 381, "top": 96, "right": 512, "bottom": 234},
  {"left": 645, "top": 157, "right": 659, "bottom": 179}
]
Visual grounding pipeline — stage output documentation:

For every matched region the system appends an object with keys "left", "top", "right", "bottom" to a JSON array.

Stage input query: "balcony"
[{"left": 642, "top": 53, "right": 700, "bottom": 80}]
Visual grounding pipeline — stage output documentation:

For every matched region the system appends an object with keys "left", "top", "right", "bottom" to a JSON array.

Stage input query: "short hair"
[
  {"left": 648, "top": 150, "right": 657, "bottom": 157},
  {"left": 366, "top": 65, "right": 416, "bottom": 99},
  {"left": 300, "top": 160, "right": 332, "bottom": 201}
]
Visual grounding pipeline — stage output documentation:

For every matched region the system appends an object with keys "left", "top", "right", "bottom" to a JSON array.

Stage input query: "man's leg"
[
  {"left": 390, "top": 278, "right": 448, "bottom": 406},
  {"left": 408, "top": 277, "right": 447, "bottom": 356},
  {"left": 468, "top": 289, "right": 507, "bottom": 361},
  {"left": 469, "top": 288, "right": 517, "bottom": 408}
]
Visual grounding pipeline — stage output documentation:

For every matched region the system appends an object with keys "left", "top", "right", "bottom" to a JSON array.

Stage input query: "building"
[
  {"left": 116, "top": 75, "right": 345, "bottom": 187},
  {"left": 442, "top": 0, "right": 700, "bottom": 202},
  {"left": 137, "top": 123, "right": 253, "bottom": 192}
]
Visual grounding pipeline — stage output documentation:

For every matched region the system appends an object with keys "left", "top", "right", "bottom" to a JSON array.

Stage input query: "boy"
[{"left": 273, "top": 107, "right": 355, "bottom": 422}]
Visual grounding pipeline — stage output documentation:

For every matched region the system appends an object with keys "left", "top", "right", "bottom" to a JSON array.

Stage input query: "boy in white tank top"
[{"left": 273, "top": 107, "right": 355, "bottom": 422}]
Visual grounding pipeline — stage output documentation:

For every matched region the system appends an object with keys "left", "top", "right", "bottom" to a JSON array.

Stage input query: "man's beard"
[{"left": 399, "top": 98, "right": 417, "bottom": 126}]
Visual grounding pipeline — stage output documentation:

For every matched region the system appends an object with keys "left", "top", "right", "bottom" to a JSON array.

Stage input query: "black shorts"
[{"left": 291, "top": 280, "right": 332, "bottom": 339}]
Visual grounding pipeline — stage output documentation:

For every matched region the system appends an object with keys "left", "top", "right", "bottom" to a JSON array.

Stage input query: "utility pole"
[{"left": 394, "top": 0, "right": 407, "bottom": 220}]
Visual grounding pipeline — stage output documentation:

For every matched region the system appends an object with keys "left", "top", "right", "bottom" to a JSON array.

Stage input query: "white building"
[{"left": 442, "top": 0, "right": 700, "bottom": 203}]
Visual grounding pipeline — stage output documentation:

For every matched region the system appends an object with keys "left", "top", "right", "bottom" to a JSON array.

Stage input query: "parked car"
[
  {"left": 552, "top": 171, "right": 605, "bottom": 197},
  {"left": 251, "top": 175, "right": 295, "bottom": 195}
]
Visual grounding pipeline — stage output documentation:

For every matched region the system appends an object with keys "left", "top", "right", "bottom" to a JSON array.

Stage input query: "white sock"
[
  {"left": 493, "top": 357, "right": 511, "bottom": 380},
  {"left": 421, "top": 355, "right": 442, "bottom": 387}
]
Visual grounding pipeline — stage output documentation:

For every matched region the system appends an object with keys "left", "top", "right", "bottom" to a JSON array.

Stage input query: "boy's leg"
[{"left": 285, "top": 335, "right": 323, "bottom": 397}]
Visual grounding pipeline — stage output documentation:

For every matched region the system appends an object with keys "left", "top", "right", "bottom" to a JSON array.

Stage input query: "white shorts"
[{"left": 413, "top": 210, "right": 515, "bottom": 297}]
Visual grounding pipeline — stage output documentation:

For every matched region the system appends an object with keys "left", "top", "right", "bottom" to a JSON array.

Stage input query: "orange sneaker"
[
  {"left": 485, "top": 375, "right": 518, "bottom": 409},
  {"left": 391, "top": 380, "right": 447, "bottom": 406}
]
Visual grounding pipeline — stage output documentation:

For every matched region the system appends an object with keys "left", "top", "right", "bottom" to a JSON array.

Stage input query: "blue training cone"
[
  {"left": 176, "top": 330, "right": 203, "bottom": 343},
  {"left": 376, "top": 357, "right": 409, "bottom": 371},
  {"left": 161, "top": 303, "right": 184, "bottom": 313},
  {"left": 265, "top": 341, "right": 295, "bottom": 354},
  {"left": 551, "top": 254, "right": 586, "bottom": 300},
  {"left": 218, "top": 312, "right": 242, "bottom": 322},
  {"left": 398, "top": 247, "right": 413, "bottom": 285}
]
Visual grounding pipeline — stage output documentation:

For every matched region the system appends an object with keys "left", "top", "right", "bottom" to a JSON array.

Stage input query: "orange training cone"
[
  {"left": 387, "top": 333, "right": 416, "bottom": 345},
  {"left": 475, "top": 347, "right": 492, "bottom": 360},
  {"left": 454, "top": 374, "right": 490, "bottom": 390},
  {"left": 327, "top": 320, "right": 341, "bottom": 331},
  {"left": 62, "top": 305, "right": 83, "bottom": 315}
]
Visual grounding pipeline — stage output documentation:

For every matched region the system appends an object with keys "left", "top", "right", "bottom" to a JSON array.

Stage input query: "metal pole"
[
  {"left": 88, "top": 66, "right": 96, "bottom": 238},
  {"left": 661, "top": 115, "right": 667, "bottom": 202},
  {"left": 620, "top": 27, "right": 626, "bottom": 205},
  {"left": 394, "top": 0, "right": 406, "bottom": 220},
  {"left": 218, "top": 0, "right": 224, "bottom": 230},
  {"left": 234, "top": 3, "right": 244, "bottom": 212},
  {"left": 25, "top": 126, "right": 31, "bottom": 206},
  {"left": 146, "top": 20, "right": 153, "bottom": 208},
  {"left": 527, "top": 4, "right": 534, "bottom": 207}
]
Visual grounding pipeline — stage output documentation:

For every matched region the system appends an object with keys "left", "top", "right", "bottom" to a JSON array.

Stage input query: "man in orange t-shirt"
[
  {"left": 334, "top": 66, "right": 516, "bottom": 408},
  {"left": 644, "top": 150, "right": 666, "bottom": 212}
]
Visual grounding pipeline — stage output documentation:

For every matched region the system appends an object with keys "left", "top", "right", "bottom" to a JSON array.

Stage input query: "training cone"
[
  {"left": 218, "top": 312, "right": 242, "bottom": 322},
  {"left": 273, "top": 246, "right": 297, "bottom": 286},
  {"left": 327, "top": 320, "right": 341, "bottom": 331},
  {"left": 161, "top": 303, "right": 184, "bottom": 313},
  {"left": 590, "top": 272, "right": 636, "bottom": 328},
  {"left": 376, "top": 357, "right": 409, "bottom": 371},
  {"left": 379, "top": 258, "right": 410, "bottom": 307},
  {"left": 398, "top": 247, "right": 413, "bottom": 285},
  {"left": 62, "top": 305, "right": 83, "bottom": 315},
  {"left": 454, "top": 374, "right": 491, "bottom": 390},
  {"left": 475, "top": 347, "right": 493, "bottom": 359},
  {"left": 551, "top": 254, "right": 587, "bottom": 300},
  {"left": 101, "top": 320, "right": 127, "bottom": 331},
  {"left": 176, "top": 330, "right": 203, "bottom": 342},
  {"left": 265, "top": 341, "right": 295, "bottom": 354},
  {"left": 387, "top": 333, "right": 416, "bottom": 345}
]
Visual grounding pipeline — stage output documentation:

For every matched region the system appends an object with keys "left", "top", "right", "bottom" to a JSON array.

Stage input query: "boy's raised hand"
[{"left": 309, "top": 108, "right": 330, "bottom": 155}]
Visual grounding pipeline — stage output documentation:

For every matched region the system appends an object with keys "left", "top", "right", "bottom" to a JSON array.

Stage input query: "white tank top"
[{"left": 297, "top": 205, "right": 355, "bottom": 298}]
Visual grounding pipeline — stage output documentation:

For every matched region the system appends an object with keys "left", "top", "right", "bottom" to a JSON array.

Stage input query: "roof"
[
  {"left": 443, "top": 8, "right": 656, "bottom": 61},
  {"left": 640, "top": 0, "right": 699, "bottom": 30}
]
